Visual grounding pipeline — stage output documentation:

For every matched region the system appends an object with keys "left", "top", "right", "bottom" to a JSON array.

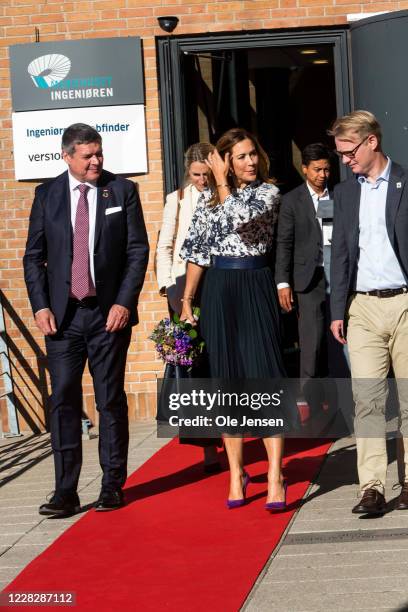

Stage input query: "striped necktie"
[{"left": 71, "top": 183, "right": 95, "bottom": 299}]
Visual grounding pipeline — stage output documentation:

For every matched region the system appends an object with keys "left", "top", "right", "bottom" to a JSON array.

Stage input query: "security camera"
[{"left": 157, "top": 16, "right": 179, "bottom": 33}]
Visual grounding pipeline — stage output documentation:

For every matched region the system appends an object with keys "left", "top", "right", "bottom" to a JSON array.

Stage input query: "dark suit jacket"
[
  {"left": 23, "top": 169, "right": 149, "bottom": 328},
  {"left": 330, "top": 161, "right": 408, "bottom": 322},
  {"left": 275, "top": 182, "right": 329, "bottom": 292}
]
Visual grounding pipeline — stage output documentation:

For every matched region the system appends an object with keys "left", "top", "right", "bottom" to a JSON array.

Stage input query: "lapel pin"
[
  {"left": 397, "top": 182, "right": 402, "bottom": 189},
  {"left": 102, "top": 189, "right": 109, "bottom": 198}
]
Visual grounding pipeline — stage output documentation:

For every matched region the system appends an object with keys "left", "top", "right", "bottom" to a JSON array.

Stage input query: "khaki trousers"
[{"left": 347, "top": 292, "right": 408, "bottom": 493}]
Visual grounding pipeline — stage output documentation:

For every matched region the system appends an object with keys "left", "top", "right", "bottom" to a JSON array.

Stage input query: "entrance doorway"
[
  {"left": 157, "top": 27, "right": 351, "bottom": 194},
  {"left": 183, "top": 43, "right": 339, "bottom": 193},
  {"left": 157, "top": 27, "right": 351, "bottom": 374}
]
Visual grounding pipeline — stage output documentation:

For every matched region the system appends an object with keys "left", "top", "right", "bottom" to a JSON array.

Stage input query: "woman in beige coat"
[
  {"left": 156, "top": 142, "right": 221, "bottom": 471},
  {"left": 156, "top": 142, "right": 215, "bottom": 314}
]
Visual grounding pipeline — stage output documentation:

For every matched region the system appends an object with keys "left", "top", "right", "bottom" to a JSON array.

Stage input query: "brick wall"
[{"left": 0, "top": 0, "right": 404, "bottom": 432}]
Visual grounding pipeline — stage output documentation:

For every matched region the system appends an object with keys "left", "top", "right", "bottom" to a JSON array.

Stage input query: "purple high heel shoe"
[
  {"left": 265, "top": 479, "right": 288, "bottom": 511},
  {"left": 226, "top": 471, "right": 251, "bottom": 509}
]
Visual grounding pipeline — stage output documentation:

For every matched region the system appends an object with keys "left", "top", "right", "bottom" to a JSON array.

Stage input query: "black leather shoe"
[
  {"left": 94, "top": 488, "right": 124, "bottom": 512},
  {"left": 352, "top": 488, "right": 386, "bottom": 515},
  {"left": 39, "top": 492, "right": 80, "bottom": 518},
  {"left": 395, "top": 483, "right": 408, "bottom": 510}
]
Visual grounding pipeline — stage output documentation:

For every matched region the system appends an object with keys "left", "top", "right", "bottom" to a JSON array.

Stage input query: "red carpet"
[{"left": 2, "top": 438, "right": 331, "bottom": 611}]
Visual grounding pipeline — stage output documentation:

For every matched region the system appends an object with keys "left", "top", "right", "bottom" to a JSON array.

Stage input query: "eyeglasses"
[{"left": 334, "top": 136, "right": 368, "bottom": 159}]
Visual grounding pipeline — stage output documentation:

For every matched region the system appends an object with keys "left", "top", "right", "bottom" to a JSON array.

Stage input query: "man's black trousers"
[{"left": 45, "top": 300, "right": 132, "bottom": 494}]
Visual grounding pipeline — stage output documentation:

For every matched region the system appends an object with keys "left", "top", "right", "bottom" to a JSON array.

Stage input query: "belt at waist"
[
  {"left": 355, "top": 287, "right": 408, "bottom": 298},
  {"left": 68, "top": 296, "right": 99, "bottom": 309},
  {"left": 212, "top": 255, "right": 268, "bottom": 270}
]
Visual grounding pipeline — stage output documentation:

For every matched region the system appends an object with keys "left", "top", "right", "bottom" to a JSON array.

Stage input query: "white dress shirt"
[
  {"left": 356, "top": 157, "right": 406, "bottom": 291},
  {"left": 35, "top": 172, "right": 98, "bottom": 314},
  {"left": 306, "top": 182, "right": 333, "bottom": 248},
  {"left": 277, "top": 182, "right": 329, "bottom": 290}
]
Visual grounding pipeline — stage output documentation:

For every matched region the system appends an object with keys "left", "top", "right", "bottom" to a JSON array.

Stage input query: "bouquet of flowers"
[{"left": 149, "top": 307, "right": 205, "bottom": 369}]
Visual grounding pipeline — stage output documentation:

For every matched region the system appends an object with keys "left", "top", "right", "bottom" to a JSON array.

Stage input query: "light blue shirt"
[{"left": 356, "top": 158, "right": 406, "bottom": 291}]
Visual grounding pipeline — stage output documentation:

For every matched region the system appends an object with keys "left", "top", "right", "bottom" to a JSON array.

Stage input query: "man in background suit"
[
  {"left": 275, "top": 143, "right": 332, "bottom": 410},
  {"left": 24, "top": 123, "right": 149, "bottom": 516},
  {"left": 330, "top": 110, "right": 408, "bottom": 514}
]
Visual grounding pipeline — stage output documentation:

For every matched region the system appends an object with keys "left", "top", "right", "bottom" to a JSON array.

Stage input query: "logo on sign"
[
  {"left": 26, "top": 53, "right": 113, "bottom": 102},
  {"left": 27, "top": 54, "right": 71, "bottom": 89}
]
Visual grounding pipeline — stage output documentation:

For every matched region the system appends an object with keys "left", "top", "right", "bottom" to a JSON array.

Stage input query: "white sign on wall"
[{"left": 12, "top": 105, "right": 147, "bottom": 180}]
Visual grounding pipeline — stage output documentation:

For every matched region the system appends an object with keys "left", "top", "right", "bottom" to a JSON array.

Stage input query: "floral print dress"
[{"left": 180, "top": 180, "right": 280, "bottom": 265}]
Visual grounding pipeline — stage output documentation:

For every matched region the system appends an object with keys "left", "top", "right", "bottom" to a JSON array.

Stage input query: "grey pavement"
[
  {"left": 0, "top": 422, "right": 168, "bottom": 592},
  {"left": 2, "top": 426, "right": 408, "bottom": 611},
  {"left": 244, "top": 436, "right": 408, "bottom": 612}
]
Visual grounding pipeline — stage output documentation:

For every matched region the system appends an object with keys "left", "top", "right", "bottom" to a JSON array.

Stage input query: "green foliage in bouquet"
[{"left": 149, "top": 307, "right": 205, "bottom": 367}]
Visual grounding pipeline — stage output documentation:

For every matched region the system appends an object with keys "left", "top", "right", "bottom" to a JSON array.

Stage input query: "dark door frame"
[{"left": 157, "top": 26, "right": 351, "bottom": 194}]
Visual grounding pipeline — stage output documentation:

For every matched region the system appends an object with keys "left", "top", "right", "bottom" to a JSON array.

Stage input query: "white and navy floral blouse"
[{"left": 180, "top": 180, "right": 280, "bottom": 267}]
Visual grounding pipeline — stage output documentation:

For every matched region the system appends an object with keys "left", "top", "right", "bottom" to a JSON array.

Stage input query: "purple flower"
[{"left": 149, "top": 315, "right": 204, "bottom": 367}]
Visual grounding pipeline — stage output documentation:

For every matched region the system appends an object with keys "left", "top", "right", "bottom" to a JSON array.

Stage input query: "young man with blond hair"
[{"left": 330, "top": 110, "right": 408, "bottom": 514}]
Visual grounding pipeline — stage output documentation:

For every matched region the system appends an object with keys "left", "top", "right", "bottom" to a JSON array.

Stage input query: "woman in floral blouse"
[{"left": 180, "top": 127, "right": 290, "bottom": 511}]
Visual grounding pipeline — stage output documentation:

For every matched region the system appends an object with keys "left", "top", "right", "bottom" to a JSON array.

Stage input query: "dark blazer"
[
  {"left": 330, "top": 161, "right": 408, "bottom": 322},
  {"left": 275, "top": 182, "right": 329, "bottom": 292},
  {"left": 23, "top": 169, "right": 149, "bottom": 327}
]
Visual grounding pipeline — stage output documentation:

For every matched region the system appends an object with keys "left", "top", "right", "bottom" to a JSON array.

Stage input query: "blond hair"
[
  {"left": 183, "top": 142, "right": 215, "bottom": 185},
  {"left": 328, "top": 110, "right": 382, "bottom": 145}
]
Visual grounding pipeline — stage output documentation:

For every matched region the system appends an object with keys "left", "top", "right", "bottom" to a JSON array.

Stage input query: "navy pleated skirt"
[{"left": 200, "top": 265, "right": 286, "bottom": 379}]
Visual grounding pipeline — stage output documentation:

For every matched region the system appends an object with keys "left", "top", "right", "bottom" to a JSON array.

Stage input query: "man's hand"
[
  {"left": 35, "top": 308, "right": 57, "bottom": 336},
  {"left": 278, "top": 287, "right": 294, "bottom": 312},
  {"left": 106, "top": 304, "right": 130, "bottom": 332},
  {"left": 330, "top": 319, "right": 347, "bottom": 344}
]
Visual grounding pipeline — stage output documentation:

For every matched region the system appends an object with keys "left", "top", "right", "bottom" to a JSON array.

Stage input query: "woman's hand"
[
  {"left": 180, "top": 299, "right": 197, "bottom": 326},
  {"left": 181, "top": 262, "right": 204, "bottom": 326},
  {"left": 206, "top": 149, "right": 230, "bottom": 185}
]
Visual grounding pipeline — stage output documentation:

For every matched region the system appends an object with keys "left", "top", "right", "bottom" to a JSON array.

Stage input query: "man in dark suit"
[
  {"left": 330, "top": 110, "right": 408, "bottom": 515},
  {"left": 24, "top": 123, "right": 149, "bottom": 516},
  {"left": 275, "top": 144, "right": 332, "bottom": 405}
]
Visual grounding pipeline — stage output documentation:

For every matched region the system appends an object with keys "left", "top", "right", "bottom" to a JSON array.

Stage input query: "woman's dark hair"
[{"left": 210, "top": 127, "right": 272, "bottom": 205}]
